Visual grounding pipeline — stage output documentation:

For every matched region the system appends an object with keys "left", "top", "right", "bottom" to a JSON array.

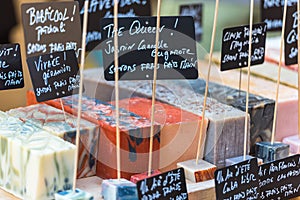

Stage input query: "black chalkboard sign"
[
  {"left": 258, "top": 154, "right": 300, "bottom": 199},
  {"left": 100, "top": 16, "right": 198, "bottom": 81},
  {"left": 284, "top": 4, "right": 298, "bottom": 66},
  {"left": 214, "top": 158, "right": 260, "bottom": 200},
  {"left": 221, "top": 23, "right": 267, "bottom": 71},
  {"left": 76, "top": 0, "right": 151, "bottom": 52},
  {"left": 0, "top": 44, "right": 24, "bottom": 90},
  {"left": 179, "top": 4, "right": 203, "bottom": 42},
  {"left": 136, "top": 168, "right": 188, "bottom": 200},
  {"left": 21, "top": 2, "right": 82, "bottom": 58},
  {"left": 261, "top": 0, "right": 297, "bottom": 31},
  {"left": 26, "top": 50, "right": 80, "bottom": 102}
]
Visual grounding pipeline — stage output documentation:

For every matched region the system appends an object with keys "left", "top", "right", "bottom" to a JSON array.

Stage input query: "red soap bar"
[
  {"left": 130, "top": 170, "right": 161, "bottom": 184},
  {"left": 111, "top": 97, "right": 208, "bottom": 172}
]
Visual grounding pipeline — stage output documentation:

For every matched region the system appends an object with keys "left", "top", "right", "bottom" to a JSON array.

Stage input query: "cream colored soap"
[{"left": 0, "top": 111, "right": 76, "bottom": 200}]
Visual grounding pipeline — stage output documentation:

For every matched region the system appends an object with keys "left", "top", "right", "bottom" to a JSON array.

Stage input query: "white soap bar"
[
  {"left": 55, "top": 188, "right": 93, "bottom": 200},
  {"left": 0, "top": 111, "right": 76, "bottom": 200},
  {"left": 102, "top": 179, "right": 138, "bottom": 200}
]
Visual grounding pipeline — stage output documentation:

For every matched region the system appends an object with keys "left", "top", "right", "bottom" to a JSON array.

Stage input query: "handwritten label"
[
  {"left": 259, "top": 155, "right": 300, "bottom": 199},
  {"left": 76, "top": 0, "right": 151, "bottom": 51},
  {"left": 100, "top": 16, "right": 198, "bottom": 80},
  {"left": 26, "top": 50, "right": 80, "bottom": 102},
  {"left": 221, "top": 23, "right": 267, "bottom": 71},
  {"left": 136, "top": 168, "right": 188, "bottom": 200},
  {"left": 21, "top": 2, "right": 82, "bottom": 58},
  {"left": 179, "top": 3, "right": 203, "bottom": 42},
  {"left": 214, "top": 158, "right": 260, "bottom": 200},
  {"left": 0, "top": 43, "right": 24, "bottom": 90},
  {"left": 284, "top": 4, "right": 298, "bottom": 65}
]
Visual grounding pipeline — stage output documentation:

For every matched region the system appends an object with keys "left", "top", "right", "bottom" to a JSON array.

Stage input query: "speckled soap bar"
[
  {"left": 7, "top": 104, "right": 99, "bottom": 178},
  {"left": 185, "top": 79, "right": 275, "bottom": 154},
  {"left": 0, "top": 111, "right": 76, "bottom": 200}
]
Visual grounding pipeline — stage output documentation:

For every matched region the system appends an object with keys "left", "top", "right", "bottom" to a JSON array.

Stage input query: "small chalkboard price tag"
[
  {"left": 100, "top": 16, "right": 198, "bottom": 81},
  {"left": 284, "top": 4, "right": 298, "bottom": 66},
  {"left": 76, "top": 0, "right": 151, "bottom": 51},
  {"left": 258, "top": 154, "right": 300, "bottom": 199},
  {"left": 221, "top": 23, "right": 267, "bottom": 71},
  {"left": 179, "top": 3, "right": 203, "bottom": 42},
  {"left": 21, "top": 2, "right": 82, "bottom": 58},
  {"left": 214, "top": 158, "right": 260, "bottom": 200},
  {"left": 0, "top": 43, "right": 24, "bottom": 90},
  {"left": 26, "top": 50, "right": 80, "bottom": 102},
  {"left": 136, "top": 168, "right": 188, "bottom": 200}
]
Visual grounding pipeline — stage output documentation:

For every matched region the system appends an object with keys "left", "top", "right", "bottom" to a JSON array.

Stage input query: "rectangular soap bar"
[
  {"left": 255, "top": 141, "right": 290, "bottom": 163},
  {"left": 82, "top": 68, "right": 249, "bottom": 168},
  {"left": 283, "top": 135, "right": 300, "bottom": 154},
  {"left": 112, "top": 97, "right": 208, "bottom": 172},
  {"left": 0, "top": 111, "right": 76, "bottom": 200},
  {"left": 7, "top": 104, "right": 99, "bottom": 178},
  {"left": 55, "top": 189, "right": 94, "bottom": 200},
  {"left": 102, "top": 179, "right": 138, "bottom": 200},
  {"left": 130, "top": 170, "right": 161, "bottom": 184}
]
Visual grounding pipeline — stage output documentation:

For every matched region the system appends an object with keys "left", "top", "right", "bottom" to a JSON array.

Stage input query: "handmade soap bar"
[
  {"left": 0, "top": 111, "right": 76, "bottom": 200},
  {"left": 112, "top": 97, "right": 208, "bottom": 172},
  {"left": 55, "top": 189, "right": 94, "bottom": 200},
  {"left": 225, "top": 155, "right": 263, "bottom": 166},
  {"left": 130, "top": 170, "right": 161, "bottom": 184},
  {"left": 177, "top": 159, "right": 216, "bottom": 183},
  {"left": 184, "top": 79, "right": 275, "bottom": 154},
  {"left": 255, "top": 141, "right": 289, "bottom": 163},
  {"left": 82, "top": 68, "right": 249, "bottom": 168},
  {"left": 282, "top": 135, "right": 300, "bottom": 154},
  {"left": 7, "top": 104, "right": 99, "bottom": 178},
  {"left": 102, "top": 179, "right": 138, "bottom": 200},
  {"left": 30, "top": 95, "right": 161, "bottom": 179}
]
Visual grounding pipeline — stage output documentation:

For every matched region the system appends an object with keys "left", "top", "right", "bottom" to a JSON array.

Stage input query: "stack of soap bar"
[
  {"left": 7, "top": 104, "right": 99, "bottom": 178},
  {"left": 255, "top": 141, "right": 289, "bottom": 163},
  {"left": 102, "top": 179, "right": 138, "bottom": 200},
  {"left": 55, "top": 189, "right": 93, "bottom": 200},
  {"left": 177, "top": 159, "right": 216, "bottom": 182},
  {"left": 130, "top": 170, "right": 161, "bottom": 184},
  {"left": 28, "top": 95, "right": 161, "bottom": 180},
  {"left": 111, "top": 97, "right": 208, "bottom": 172},
  {"left": 185, "top": 79, "right": 275, "bottom": 154},
  {"left": 0, "top": 111, "right": 76, "bottom": 200},
  {"left": 283, "top": 135, "right": 300, "bottom": 154}
]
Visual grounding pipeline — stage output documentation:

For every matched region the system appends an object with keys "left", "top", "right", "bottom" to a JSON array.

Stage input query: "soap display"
[
  {"left": 7, "top": 104, "right": 99, "bottom": 178},
  {"left": 0, "top": 111, "right": 76, "bottom": 200}
]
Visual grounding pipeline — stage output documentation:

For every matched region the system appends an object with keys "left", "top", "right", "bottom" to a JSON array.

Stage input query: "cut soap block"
[
  {"left": 0, "top": 111, "right": 76, "bottom": 200},
  {"left": 130, "top": 170, "right": 161, "bottom": 184},
  {"left": 112, "top": 97, "right": 208, "bottom": 172},
  {"left": 7, "top": 104, "right": 99, "bottom": 178},
  {"left": 225, "top": 155, "right": 263, "bottom": 166},
  {"left": 282, "top": 135, "right": 300, "bottom": 154},
  {"left": 177, "top": 159, "right": 216, "bottom": 183},
  {"left": 55, "top": 189, "right": 94, "bottom": 200},
  {"left": 255, "top": 141, "right": 289, "bottom": 163},
  {"left": 102, "top": 179, "right": 138, "bottom": 200},
  {"left": 82, "top": 68, "right": 249, "bottom": 168}
]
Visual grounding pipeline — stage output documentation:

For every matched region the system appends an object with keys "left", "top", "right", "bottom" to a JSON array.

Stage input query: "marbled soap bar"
[
  {"left": 55, "top": 189, "right": 93, "bottom": 200},
  {"left": 82, "top": 68, "right": 249, "bottom": 168},
  {"left": 184, "top": 79, "right": 275, "bottom": 154},
  {"left": 0, "top": 111, "right": 76, "bottom": 200},
  {"left": 112, "top": 97, "right": 208, "bottom": 172},
  {"left": 255, "top": 141, "right": 289, "bottom": 163},
  {"left": 102, "top": 179, "right": 138, "bottom": 200},
  {"left": 7, "top": 104, "right": 99, "bottom": 178}
]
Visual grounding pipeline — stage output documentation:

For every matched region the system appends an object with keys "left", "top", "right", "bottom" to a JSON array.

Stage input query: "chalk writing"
[
  {"left": 214, "top": 158, "right": 260, "bottom": 200},
  {"left": 26, "top": 50, "right": 80, "bottom": 102},
  {"left": 22, "top": 2, "right": 82, "bottom": 58},
  {"left": 0, "top": 44, "right": 24, "bottom": 90},
  {"left": 137, "top": 168, "right": 188, "bottom": 200},
  {"left": 221, "top": 23, "right": 267, "bottom": 71},
  {"left": 100, "top": 16, "right": 198, "bottom": 80}
]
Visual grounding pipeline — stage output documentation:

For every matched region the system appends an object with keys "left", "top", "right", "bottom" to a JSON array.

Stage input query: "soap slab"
[
  {"left": 55, "top": 188, "right": 94, "bottom": 200},
  {"left": 112, "top": 97, "right": 208, "bottom": 172},
  {"left": 255, "top": 141, "right": 289, "bottom": 163},
  {"left": 225, "top": 155, "right": 263, "bottom": 166},
  {"left": 102, "top": 179, "right": 138, "bottom": 200},
  {"left": 0, "top": 111, "right": 76, "bottom": 200},
  {"left": 185, "top": 79, "right": 275, "bottom": 154},
  {"left": 82, "top": 68, "right": 249, "bottom": 168},
  {"left": 177, "top": 159, "right": 216, "bottom": 183},
  {"left": 282, "top": 135, "right": 300, "bottom": 154},
  {"left": 130, "top": 170, "right": 161, "bottom": 184},
  {"left": 7, "top": 104, "right": 99, "bottom": 178}
]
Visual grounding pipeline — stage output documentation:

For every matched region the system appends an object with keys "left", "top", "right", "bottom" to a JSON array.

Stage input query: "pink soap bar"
[
  {"left": 130, "top": 170, "right": 161, "bottom": 184},
  {"left": 282, "top": 135, "right": 300, "bottom": 154}
]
